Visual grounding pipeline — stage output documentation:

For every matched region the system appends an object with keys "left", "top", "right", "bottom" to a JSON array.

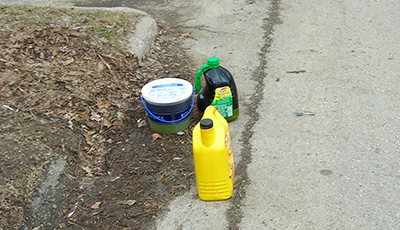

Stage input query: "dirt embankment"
[{"left": 0, "top": 5, "right": 197, "bottom": 229}]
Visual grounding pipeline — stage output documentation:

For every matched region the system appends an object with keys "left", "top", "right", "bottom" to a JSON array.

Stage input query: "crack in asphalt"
[{"left": 226, "top": 1, "right": 282, "bottom": 229}]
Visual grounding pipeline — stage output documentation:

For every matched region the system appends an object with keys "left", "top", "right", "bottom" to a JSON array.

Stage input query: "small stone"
[{"left": 177, "top": 131, "right": 184, "bottom": 136}]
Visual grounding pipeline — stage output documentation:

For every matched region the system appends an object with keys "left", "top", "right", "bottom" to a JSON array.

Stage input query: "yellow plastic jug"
[{"left": 192, "top": 106, "right": 235, "bottom": 201}]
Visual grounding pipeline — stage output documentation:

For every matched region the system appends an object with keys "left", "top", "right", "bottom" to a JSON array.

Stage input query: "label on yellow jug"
[
  {"left": 211, "top": 86, "right": 233, "bottom": 118},
  {"left": 226, "top": 132, "right": 234, "bottom": 181}
]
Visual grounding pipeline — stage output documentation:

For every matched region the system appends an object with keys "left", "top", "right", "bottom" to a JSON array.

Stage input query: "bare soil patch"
[{"left": 0, "top": 5, "right": 197, "bottom": 229}]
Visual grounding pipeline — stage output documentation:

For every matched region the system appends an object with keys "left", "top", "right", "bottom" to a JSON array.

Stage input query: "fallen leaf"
[
  {"left": 97, "top": 100, "right": 109, "bottom": 109},
  {"left": 80, "top": 110, "right": 90, "bottom": 121},
  {"left": 81, "top": 166, "right": 92, "bottom": 176},
  {"left": 90, "top": 113, "right": 102, "bottom": 122},
  {"left": 97, "top": 61, "right": 105, "bottom": 73},
  {"left": 67, "top": 202, "right": 78, "bottom": 218},
  {"left": 117, "top": 111, "right": 125, "bottom": 120},
  {"left": 67, "top": 120, "right": 74, "bottom": 130},
  {"left": 68, "top": 71, "right": 82, "bottom": 76},
  {"left": 137, "top": 119, "right": 147, "bottom": 128},
  {"left": 65, "top": 57, "right": 75, "bottom": 65},
  {"left": 121, "top": 200, "right": 136, "bottom": 206},
  {"left": 109, "top": 176, "right": 120, "bottom": 182},
  {"left": 91, "top": 201, "right": 101, "bottom": 209},
  {"left": 78, "top": 152, "right": 88, "bottom": 164},
  {"left": 102, "top": 119, "right": 112, "bottom": 128},
  {"left": 152, "top": 133, "right": 162, "bottom": 141},
  {"left": 85, "top": 134, "right": 94, "bottom": 146}
]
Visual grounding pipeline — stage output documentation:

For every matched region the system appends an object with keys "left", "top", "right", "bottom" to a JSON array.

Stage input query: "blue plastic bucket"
[{"left": 141, "top": 78, "right": 194, "bottom": 133}]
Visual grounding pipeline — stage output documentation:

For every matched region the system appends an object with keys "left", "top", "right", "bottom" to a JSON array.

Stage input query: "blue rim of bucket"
[{"left": 141, "top": 89, "right": 195, "bottom": 124}]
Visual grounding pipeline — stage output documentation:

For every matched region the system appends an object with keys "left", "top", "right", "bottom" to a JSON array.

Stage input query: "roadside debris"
[
  {"left": 91, "top": 202, "right": 102, "bottom": 209},
  {"left": 2, "top": 105, "right": 14, "bottom": 111},
  {"left": 176, "top": 131, "right": 185, "bottom": 136},
  {"left": 151, "top": 133, "right": 162, "bottom": 141},
  {"left": 295, "top": 109, "right": 315, "bottom": 116},
  {"left": 121, "top": 200, "right": 137, "bottom": 206},
  {"left": 287, "top": 69, "right": 306, "bottom": 74},
  {"left": 137, "top": 119, "right": 147, "bottom": 128}
]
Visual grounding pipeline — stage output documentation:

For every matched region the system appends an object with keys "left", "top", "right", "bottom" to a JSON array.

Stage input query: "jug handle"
[
  {"left": 195, "top": 57, "right": 221, "bottom": 94},
  {"left": 195, "top": 65, "right": 209, "bottom": 94},
  {"left": 205, "top": 106, "right": 228, "bottom": 126},
  {"left": 213, "top": 106, "right": 228, "bottom": 126}
]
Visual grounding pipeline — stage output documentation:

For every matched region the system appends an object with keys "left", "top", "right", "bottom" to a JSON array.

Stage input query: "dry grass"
[{"left": 0, "top": 5, "right": 141, "bottom": 47}]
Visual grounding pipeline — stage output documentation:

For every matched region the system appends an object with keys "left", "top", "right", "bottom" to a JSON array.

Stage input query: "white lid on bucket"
[{"left": 142, "top": 78, "right": 193, "bottom": 105}]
